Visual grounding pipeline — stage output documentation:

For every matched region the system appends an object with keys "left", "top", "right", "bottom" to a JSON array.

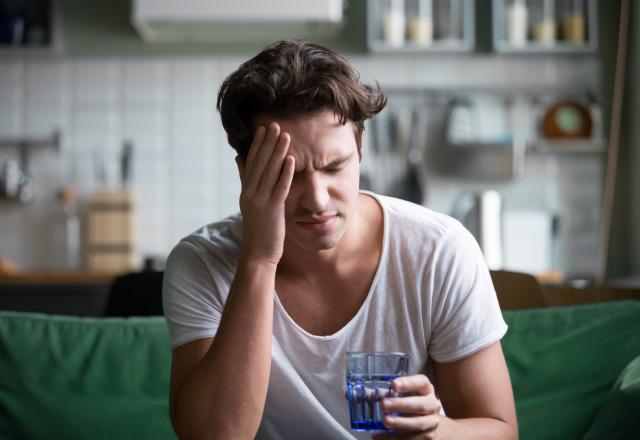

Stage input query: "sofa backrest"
[
  {"left": 502, "top": 300, "right": 640, "bottom": 440},
  {"left": 1, "top": 301, "right": 639, "bottom": 440},
  {"left": 0, "top": 311, "right": 176, "bottom": 440}
]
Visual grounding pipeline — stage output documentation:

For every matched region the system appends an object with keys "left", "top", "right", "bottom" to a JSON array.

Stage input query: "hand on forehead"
[{"left": 252, "top": 111, "right": 359, "bottom": 167}]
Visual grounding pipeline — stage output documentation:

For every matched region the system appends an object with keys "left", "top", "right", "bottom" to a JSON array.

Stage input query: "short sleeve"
[
  {"left": 428, "top": 221, "right": 508, "bottom": 363},
  {"left": 162, "top": 241, "right": 227, "bottom": 349}
]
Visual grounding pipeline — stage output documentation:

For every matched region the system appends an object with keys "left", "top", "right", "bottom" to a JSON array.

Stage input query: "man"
[{"left": 163, "top": 40, "right": 517, "bottom": 440}]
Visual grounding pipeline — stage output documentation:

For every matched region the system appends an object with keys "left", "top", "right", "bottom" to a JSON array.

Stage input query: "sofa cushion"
[
  {"left": 502, "top": 300, "right": 640, "bottom": 440},
  {"left": 583, "top": 355, "right": 640, "bottom": 439},
  {"left": 1, "top": 301, "right": 639, "bottom": 440},
  {"left": 0, "top": 311, "right": 176, "bottom": 440}
]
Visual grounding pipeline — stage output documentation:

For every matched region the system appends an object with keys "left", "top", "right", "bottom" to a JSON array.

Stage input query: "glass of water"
[{"left": 346, "top": 352, "right": 410, "bottom": 431}]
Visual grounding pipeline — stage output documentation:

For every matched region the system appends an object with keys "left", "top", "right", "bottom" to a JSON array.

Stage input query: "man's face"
[{"left": 254, "top": 110, "right": 361, "bottom": 253}]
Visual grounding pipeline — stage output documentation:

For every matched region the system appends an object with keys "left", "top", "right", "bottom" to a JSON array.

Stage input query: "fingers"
[
  {"left": 381, "top": 395, "right": 441, "bottom": 416},
  {"left": 391, "top": 375, "right": 434, "bottom": 397},
  {"left": 382, "top": 414, "right": 440, "bottom": 434},
  {"left": 375, "top": 374, "right": 441, "bottom": 437},
  {"left": 244, "top": 123, "right": 281, "bottom": 194},
  {"left": 245, "top": 125, "right": 267, "bottom": 176},
  {"left": 273, "top": 156, "right": 295, "bottom": 203},
  {"left": 258, "top": 131, "right": 291, "bottom": 197}
]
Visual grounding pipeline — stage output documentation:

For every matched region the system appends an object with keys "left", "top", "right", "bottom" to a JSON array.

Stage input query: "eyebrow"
[
  {"left": 295, "top": 152, "right": 354, "bottom": 174},
  {"left": 324, "top": 153, "right": 354, "bottom": 168}
]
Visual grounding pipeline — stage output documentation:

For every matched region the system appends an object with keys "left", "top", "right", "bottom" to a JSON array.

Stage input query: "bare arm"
[
  {"left": 169, "top": 123, "right": 295, "bottom": 440},
  {"left": 433, "top": 342, "right": 518, "bottom": 439},
  {"left": 374, "top": 342, "right": 517, "bottom": 440}
]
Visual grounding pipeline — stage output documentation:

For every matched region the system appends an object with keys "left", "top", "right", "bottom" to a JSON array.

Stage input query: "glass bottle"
[
  {"left": 381, "top": 0, "right": 406, "bottom": 47},
  {"left": 435, "top": 0, "right": 464, "bottom": 42},
  {"left": 562, "top": 0, "right": 585, "bottom": 43},
  {"left": 57, "top": 186, "right": 81, "bottom": 270},
  {"left": 506, "top": 0, "right": 528, "bottom": 47},
  {"left": 533, "top": 0, "right": 557, "bottom": 45},
  {"left": 406, "top": 0, "right": 434, "bottom": 46}
]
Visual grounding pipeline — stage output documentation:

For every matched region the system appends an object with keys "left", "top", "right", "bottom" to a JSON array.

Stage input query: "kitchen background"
[{"left": 0, "top": 0, "right": 638, "bottom": 285}]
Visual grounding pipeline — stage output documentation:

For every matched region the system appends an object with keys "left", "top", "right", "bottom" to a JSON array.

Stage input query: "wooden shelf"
[{"left": 528, "top": 139, "right": 607, "bottom": 154}]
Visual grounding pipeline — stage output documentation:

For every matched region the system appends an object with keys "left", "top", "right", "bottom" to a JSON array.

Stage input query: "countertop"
[{"left": 0, "top": 271, "right": 120, "bottom": 285}]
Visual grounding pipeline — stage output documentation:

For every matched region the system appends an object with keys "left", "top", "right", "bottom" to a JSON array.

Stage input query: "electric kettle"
[{"left": 451, "top": 190, "right": 503, "bottom": 270}]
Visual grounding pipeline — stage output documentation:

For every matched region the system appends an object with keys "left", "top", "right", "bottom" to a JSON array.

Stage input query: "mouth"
[{"left": 295, "top": 214, "right": 339, "bottom": 231}]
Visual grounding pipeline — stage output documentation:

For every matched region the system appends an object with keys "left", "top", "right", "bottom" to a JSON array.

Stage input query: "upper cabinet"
[
  {"left": 493, "top": 0, "right": 597, "bottom": 52},
  {"left": 367, "top": 0, "right": 598, "bottom": 54},
  {"left": 131, "top": 0, "right": 345, "bottom": 44},
  {"left": 0, "top": 0, "right": 63, "bottom": 54},
  {"left": 367, "top": 0, "right": 475, "bottom": 52}
]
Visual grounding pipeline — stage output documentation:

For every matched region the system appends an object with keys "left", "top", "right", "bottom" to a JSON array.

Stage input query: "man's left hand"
[{"left": 372, "top": 374, "right": 442, "bottom": 439}]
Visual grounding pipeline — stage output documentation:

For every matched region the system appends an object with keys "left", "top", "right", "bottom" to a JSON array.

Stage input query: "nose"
[{"left": 299, "top": 171, "right": 330, "bottom": 213}]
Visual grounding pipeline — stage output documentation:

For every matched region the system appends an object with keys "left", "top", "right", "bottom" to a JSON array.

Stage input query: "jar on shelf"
[
  {"left": 435, "top": 0, "right": 464, "bottom": 42},
  {"left": 561, "top": 0, "right": 586, "bottom": 43},
  {"left": 406, "top": 0, "right": 434, "bottom": 46},
  {"left": 506, "top": 0, "right": 528, "bottom": 47},
  {"left": 381, "top": 0, "right": 406, "bottom": 47},
  {"left": 532, "top": 0, "right": 557, "bottom": 45}
]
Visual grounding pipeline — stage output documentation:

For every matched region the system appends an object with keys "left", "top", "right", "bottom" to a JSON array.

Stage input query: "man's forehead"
[{"left": 253, "top": 110, "right": 345, "bottom": 130}]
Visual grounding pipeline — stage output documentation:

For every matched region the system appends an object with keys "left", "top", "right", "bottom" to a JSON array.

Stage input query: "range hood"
[{"left": 132, "top": 0, "right": 344, "bottom": 44}]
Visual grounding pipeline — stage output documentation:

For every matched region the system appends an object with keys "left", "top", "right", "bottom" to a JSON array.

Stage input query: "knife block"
[{"left": 87, "top": 190, "right": 138, "bottom": 273}]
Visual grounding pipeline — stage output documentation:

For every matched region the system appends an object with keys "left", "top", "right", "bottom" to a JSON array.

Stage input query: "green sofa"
[{"left": 1, "top": 301, "right": 639, "bottom": 439}]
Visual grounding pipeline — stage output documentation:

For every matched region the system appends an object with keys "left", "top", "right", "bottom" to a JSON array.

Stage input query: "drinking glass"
[{"left": 346, "top": 352, "right": 410, "bottom": 431}]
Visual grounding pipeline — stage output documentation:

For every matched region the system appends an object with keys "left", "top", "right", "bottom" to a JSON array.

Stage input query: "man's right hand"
[{"left": 236, "top": 122, "right": 295, "bottom": 267}]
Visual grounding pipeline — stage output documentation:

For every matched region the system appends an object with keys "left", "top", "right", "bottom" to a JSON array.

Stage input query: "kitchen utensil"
[
  {"left": 1, "top": 158, "right": 20, "bottom": 197},
  {"left": 120, "top": 140, "right": 133, "bottom": 187},
  {"left": 93, "top": 148, "right": 107, "bottom": 189},
  {"left": 57, "top": 186, "right": 81, "bottom": 270},
  {"left": 452, "top": 190, "right": 503, "bottom": 269},
  {"left": 402, "top": 108, "right": 425, "bottom": 204}
]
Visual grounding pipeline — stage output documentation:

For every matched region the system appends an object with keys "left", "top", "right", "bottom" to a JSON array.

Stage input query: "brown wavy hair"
[{"left": 216, "top": 40, "right": 387, "bottom": 158}]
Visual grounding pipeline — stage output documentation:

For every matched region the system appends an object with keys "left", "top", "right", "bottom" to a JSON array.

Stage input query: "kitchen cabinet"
[
  {"left": 0, "top": 0, "right": 64, "bottom": 56},
  {"left": 367, "top": 0, "right": 598, "bottom": 54},
  {"left": 492, "top": 0, "right": 598, "bottom": 53}
]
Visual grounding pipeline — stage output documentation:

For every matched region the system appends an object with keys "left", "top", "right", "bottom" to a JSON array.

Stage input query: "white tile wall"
[
  {"left": 0, "top": 54, "right": 600, "bottom": 275},
  {"left": 0, "top": 57, "right": 243, "bottom": 270},
  {"left": 73, "top": 60, "right": 120, "bottom": 106}
]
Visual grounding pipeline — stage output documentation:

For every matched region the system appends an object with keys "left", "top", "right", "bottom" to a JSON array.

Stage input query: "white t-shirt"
[{"left": 163, "top": 191, "right": 508, "bottom": 440}]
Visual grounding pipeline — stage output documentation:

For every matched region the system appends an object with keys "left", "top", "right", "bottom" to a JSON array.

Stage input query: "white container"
[
  {"left": 406, "top": 0, "right": 434, "bottom": 46},
  {"left": 382, "top": 0, "right": 406, "bottom": 47},
  {"left": 533, "top": 0, "right": 557, "bottom": 45},
  {"left": 506, "top": 0, "right": 528, "bottom": 46}
]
